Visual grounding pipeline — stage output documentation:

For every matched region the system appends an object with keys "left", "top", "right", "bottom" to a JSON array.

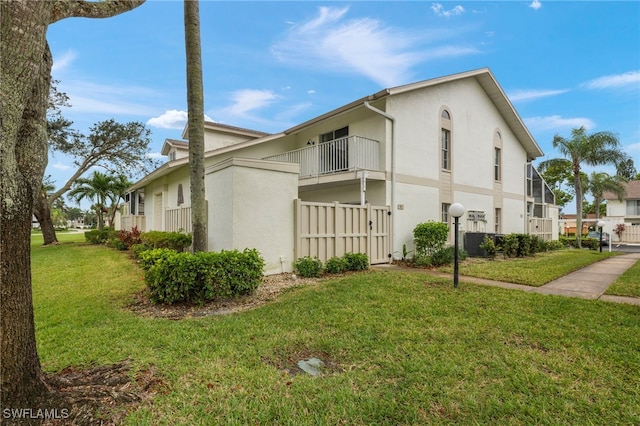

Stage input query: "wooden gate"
[{"left": 294, "top": 200, "right": 391, "bottom": 264}]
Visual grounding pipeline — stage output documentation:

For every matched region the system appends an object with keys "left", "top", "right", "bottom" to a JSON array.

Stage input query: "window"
[
  {"left": 440, "top": 108, "right": 452, "bottom": 171},
  {"left": 441, "top": 129, "right": 451, "bottom": 170},
  {"left": 494, "top": 147, "right": 501, "bottom": 181},
  {"left": 177, "top": 184, "right": 184, "bottom": 206},
  {"left": 495, "top": 208, "right": 501, "bottom": 233},
  {"left": 320, "top": 126, "right": 348, "bottom": 142},
  {"left": 627, "top": 200, "right": 640, "bottom": 216},
  {"left": 442, "top": 203, "right": 451, "bottom": 223}
]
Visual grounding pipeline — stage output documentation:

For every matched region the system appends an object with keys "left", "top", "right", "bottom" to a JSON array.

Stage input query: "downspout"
[{"left": 364, "top": 101, "right": 396, "bottom": 262}]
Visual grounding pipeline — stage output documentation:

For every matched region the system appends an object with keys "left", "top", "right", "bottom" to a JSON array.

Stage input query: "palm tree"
[
  {"left": 106, "top": 174, "right": 132, "bottom": 227},
  {"left": 68, "top": 171, "right": 114, "bottom": 230},
  {"left": 184, "top": 0, "right": 207, "bottom": 252},
  {"left": 586, "top": 172, "right": 626, "bottom": 219},
  {"left": 540, "top": 126, "right": 626, "bottom": 247}
]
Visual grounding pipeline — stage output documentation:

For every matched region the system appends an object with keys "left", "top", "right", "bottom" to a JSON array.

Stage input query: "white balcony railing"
[{"left": 263, "top": 136, "right": 380, "bottom": 178}]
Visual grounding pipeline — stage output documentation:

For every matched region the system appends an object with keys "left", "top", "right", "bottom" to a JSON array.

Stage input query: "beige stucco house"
[
  {"left": 604, "top": 180, "right": 640, "bottom": 242},
  {"left": 122, "top": 68, "right": 558, "bottom": 274}
]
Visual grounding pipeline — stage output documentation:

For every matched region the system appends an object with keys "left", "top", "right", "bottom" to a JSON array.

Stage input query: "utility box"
[{"left": 465, "top": 232, "right": 491, "bottom": 257}]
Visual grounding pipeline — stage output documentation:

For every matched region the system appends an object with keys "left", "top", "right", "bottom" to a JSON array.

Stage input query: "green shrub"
[
  {"left": 116, "top": 226, "right": 142, "bottom": 249},
  {"left": 582, "top": 238, "right": 599, "bottom": 250},
  {"left": 141, "top": 231, "right": 192, "bottom": 251},
  {"left": 215, "top": 249, "right": 265, "bottom": 296},
  {"left": 293, "top": 256, "right": 324, "bottom": 278},
  {"left": 84, "top": 229, "right": 114, "bottom": 244},
  {"left": 413, "top": 221, "right": 449, "bottom": 257},
  {"left": 325, "top": 256, "right": 349, "bottom": 274},
  {"left": 138, "top": 248, "right": 177, "bottom": 271},
  {"left": 559, "top": 236, "right": 576, "bottom": 248},
  {"left": 546, "top": 240, "right": 565, "bottom": 251},
  {"left": 131, "top": 243, "right": 150, "bottom": 259},
  {"left": 502, "top": 234, "right": 534, "bottom": 258},
  {"left": 145, "top": 248, "right": 264, "bottom": 305},
  {"left": 343, "top": 252, "right": 369, "bottom": 271},
  {"left": 431, "top": 246, "right": 467, "bottom": 267},
  {"left": 109, "top": 238, "right": 128, "bottom": 251},
  {"left": 413, "top": 254, "right": 432, "bottom": 268},
  {"left": 479, "top": 236, "right": 497, "bottom": 259}
]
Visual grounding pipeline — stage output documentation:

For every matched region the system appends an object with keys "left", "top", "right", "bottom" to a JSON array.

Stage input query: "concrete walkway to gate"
[{"left": 376, "top": 252, "right": 640, "bottom": 305}]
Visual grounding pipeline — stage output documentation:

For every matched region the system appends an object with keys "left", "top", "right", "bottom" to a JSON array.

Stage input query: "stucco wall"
[
  {"left": 205, "top": 158, "right": 299, "bottom": 275},
  {"left": 382, "top": 77, "right": 531, "bottom": 252}
]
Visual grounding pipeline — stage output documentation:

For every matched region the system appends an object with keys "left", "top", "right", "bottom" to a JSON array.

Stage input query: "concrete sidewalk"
[
  {"left": 375, "top": 253, "right": 640, "bottom": 305},
  {"left": 531, "top": 252, "right": 640, "bottom": 305}
]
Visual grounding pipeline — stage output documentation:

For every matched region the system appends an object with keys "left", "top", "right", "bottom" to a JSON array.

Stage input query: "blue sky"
[{"left": 47, "top": 1, "right": 639, "bottom": 211}]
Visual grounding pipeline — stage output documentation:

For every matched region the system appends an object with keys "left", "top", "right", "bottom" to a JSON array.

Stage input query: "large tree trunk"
[
  {"left": 185, "top": 0, "right": 207, "bottom": 252},
  {"left": 33, "top": 196, "right": 59, "bottom": 245},
  {"left": 1, "top": 0, "right": 145, "bottom": 410},
  {"left": 1, "top": 3, "right": 55, "bottom": 409}
]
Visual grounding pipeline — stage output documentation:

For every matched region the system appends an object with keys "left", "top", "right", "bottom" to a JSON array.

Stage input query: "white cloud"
[
  {"left": 307, "top": 89, "right": 316, "bottom": 94},
  {"left": 60, "top": 80, "right": 159, "bottom": 116},
  {"left": 146, "top": 152, "right": 165, "bottom": 160},
  {"left": 508, "top": 88, "right": 569, "bottom": 102},
  {"left": 431, "top": 3, "right": 465, "bottom": 17},
  {"left": 147, "top": 110, "right": 188, "bottom": 129},
  {"left": 583, "top": 71, "right": 640, "bottom": 90},
  {"left": 275, "top": 102, "right": 313, "bottom": 123},
  {"left": 52, "top": 162, "right": 73, "bottom": 171},
  {"left": 624, "top": 142, "right": 640, "bottom": 156},
  {"left": 271, "top": 6, "right": 479, "bottom": 88},
  {"left": 147, "top": 109, "right": 215, "bottom": 129},
  {"left": 525, "top": 115, "right": 595, "bottom": 131},
  {"left": 226, "top": 89, "right": 278, "bottom": 116},
  {"left": 529, "top": 1, "right": 542, "bottom": 11},
  {"left": 52, "top": 50, "right": 77, "bottom": 73}
]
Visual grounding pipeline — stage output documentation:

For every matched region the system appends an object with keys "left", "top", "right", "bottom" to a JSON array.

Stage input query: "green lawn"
[
  {"left": 439, "top": 249, "right": 620, "bottom": 286},
  {"left": 606, "top": 258, "right": 640, "bottom": 298},
  {"left": 31, "top": 240, "right": 640, "bottom": 424}
]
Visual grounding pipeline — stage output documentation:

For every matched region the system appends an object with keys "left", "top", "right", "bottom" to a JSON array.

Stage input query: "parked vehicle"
[{"left": 586, "top": 231, "right": 610, "bottom": 246}]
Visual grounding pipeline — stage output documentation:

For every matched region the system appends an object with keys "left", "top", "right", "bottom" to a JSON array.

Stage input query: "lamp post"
[
  {"left": 449, "top": 203, "right": 465, "bottom": 288},
  {"left": 597, "top": 220, "right": 605, "bottom": 253}
]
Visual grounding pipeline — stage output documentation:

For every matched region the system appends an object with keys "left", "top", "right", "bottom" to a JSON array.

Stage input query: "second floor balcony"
[{"left": 263, "top": 136, "right": 381, "bottom": 179}]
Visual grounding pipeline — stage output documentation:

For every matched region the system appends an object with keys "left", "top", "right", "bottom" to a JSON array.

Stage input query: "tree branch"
[{"left": 50, "top": 0, "right": 146, "bottom": 24}]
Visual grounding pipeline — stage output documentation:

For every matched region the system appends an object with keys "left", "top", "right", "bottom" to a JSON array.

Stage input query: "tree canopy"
[{"left": 541, "top": 126, "right": 628, "bottom": 247}]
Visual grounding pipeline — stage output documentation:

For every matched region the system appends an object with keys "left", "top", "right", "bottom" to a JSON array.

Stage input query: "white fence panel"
[{"left": 295, "top": 200, "right": 390, "bottom": 264}]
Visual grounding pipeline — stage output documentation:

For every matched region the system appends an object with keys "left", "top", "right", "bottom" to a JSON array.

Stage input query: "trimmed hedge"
[
  {"left": 293, "top": 256, "right": 324, "bottom": 278},
  {"left": 294, "top": 252, "right": 370, "bottom": 277},
  {"left": 140, "top": 231, "right": 192, "bottom": 252},
  {"left": 343, "top": 252, "right": 369, "bottom": 271},
  {"left": 325, "top": 256, "right": 349, "bottom": 274},
  {"left": 85, "top": 229, "right": 117, "bottom": 244},
  {"left": 143, "top": 248, "right": 264, "bottom": 305},
  {"left": 413, "top": 221, "right": 449, "bottom": 257}
]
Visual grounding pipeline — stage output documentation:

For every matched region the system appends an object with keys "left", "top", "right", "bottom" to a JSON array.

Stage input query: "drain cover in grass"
[{"left": 297, "top": 358, "right": 325, "bottom": 376}]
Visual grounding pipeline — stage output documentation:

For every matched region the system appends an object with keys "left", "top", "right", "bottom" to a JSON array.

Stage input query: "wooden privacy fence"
[
  {"left": 165, "top": 205, "right": 194, "bottom": 233},
  {"left": 294, "top": 199, "right": 391, "bottom": 264},
  {"left": 620, "top": 224, "right": 640, "bottom": 243},
  {"left": 528, "top": 217, "right": 553, "bottom": 241}
]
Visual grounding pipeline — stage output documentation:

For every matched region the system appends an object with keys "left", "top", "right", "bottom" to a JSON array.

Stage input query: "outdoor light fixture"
[
  {"left": 449, "top": 203, "right": 465, "bottom": 288},
  {"left": 597, "top": 220, "right": 605, "bottom": 253}
]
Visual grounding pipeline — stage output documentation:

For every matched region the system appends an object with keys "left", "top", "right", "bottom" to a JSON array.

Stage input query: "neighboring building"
[
  {"left": 122, "top": 68, "right": 558, "bottom": 274},
  {"left": 604, "top": 180, "right": 640, "bottom": 242}
]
